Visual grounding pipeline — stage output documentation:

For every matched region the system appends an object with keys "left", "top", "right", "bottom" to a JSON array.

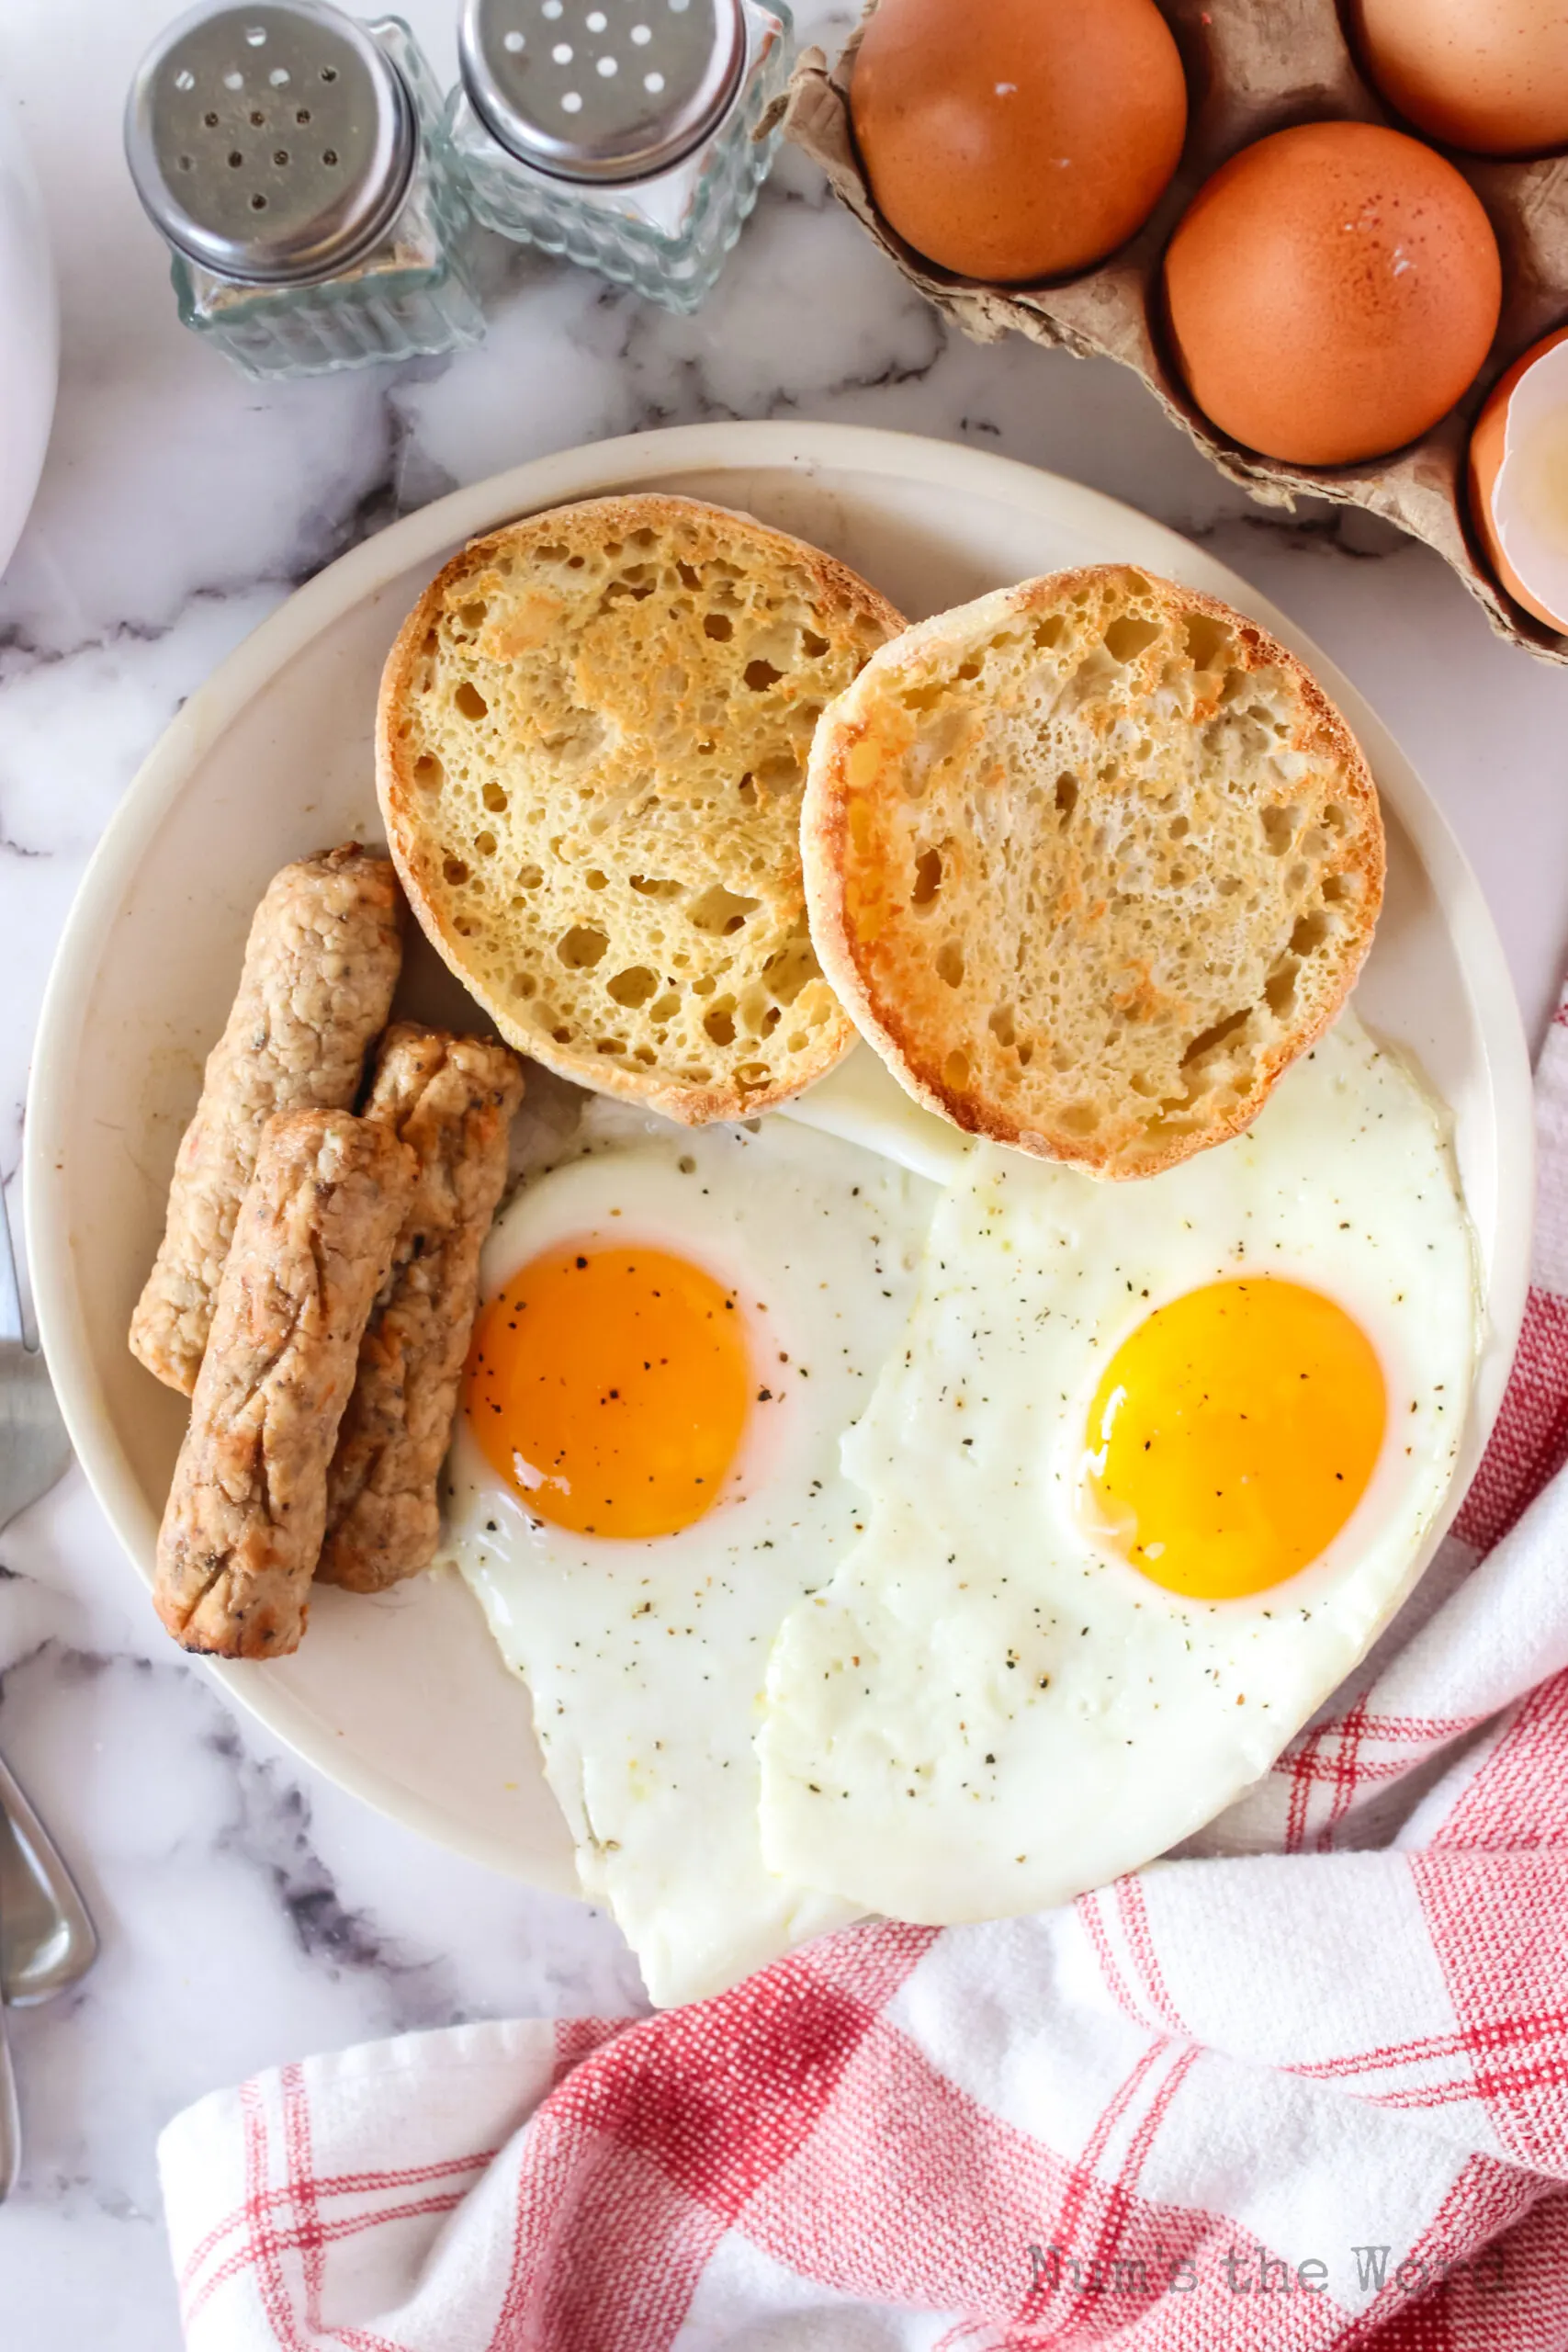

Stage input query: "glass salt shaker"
[
  {"left": 125, "top": 0, "right": 484, "bottom": 379},
  {"left": 446, "top": 0, "right": 793, "bottom": 312}
]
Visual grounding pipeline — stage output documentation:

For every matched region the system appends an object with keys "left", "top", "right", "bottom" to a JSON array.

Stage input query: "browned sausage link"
[
  {"left": 130, "top": 845, "right": 404, "bottom": 1396},
  {"left": 153, "top": 1111, "right": 416, "bottom": 1659},
  {"left": 318, "top": 1025, "right": 525, "bottom": 1593}
]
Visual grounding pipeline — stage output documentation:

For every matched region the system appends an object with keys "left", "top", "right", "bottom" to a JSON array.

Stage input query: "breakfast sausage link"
[
  {"left": 317, "top": 1024, "right": 525, "bottom": 1594},
  {"left": 153, "top": 1110, "right": 415, "bottom": 1659},
  {"left": 130, "top": 844, "right": 404, "bottom": 1396}
]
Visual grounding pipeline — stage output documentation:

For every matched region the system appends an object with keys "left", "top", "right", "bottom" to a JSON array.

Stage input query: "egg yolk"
[
  {"left": 464, "top": 1244, "right": 751, "bottom": 1541},
  {"left": 1083, "top": 1277, "right": 1386, "bottom": 1600}
]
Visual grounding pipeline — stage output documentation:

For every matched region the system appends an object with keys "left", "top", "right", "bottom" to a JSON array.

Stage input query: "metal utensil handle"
[
  {"left": 0, "top": 1184, "right": 22, "bottom": 1351},
  {"left": 0, "top": 1998, "right": 18, "bottom": 2202},
  {"left": 0, "top": 1751, "right": 99, "bottom": 2004}
]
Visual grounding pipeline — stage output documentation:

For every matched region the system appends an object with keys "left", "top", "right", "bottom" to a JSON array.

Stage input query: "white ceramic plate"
[
  {"left": 0, "top": 89, "right": 57, "bottom": 584},
  {"left": 27, "top": 423, "right": 1533, "bottom": 1893}
]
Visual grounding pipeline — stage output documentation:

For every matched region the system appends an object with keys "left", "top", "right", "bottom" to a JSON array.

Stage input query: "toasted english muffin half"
[
  {"left": 377, "top": 494, "right": 904, "bottom": 1123},
  {"left": 802, "top": 565, "right": 1384, "bottom": 1178}
]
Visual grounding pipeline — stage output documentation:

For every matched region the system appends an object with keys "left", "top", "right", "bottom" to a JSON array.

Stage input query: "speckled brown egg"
[
  {"left": 1163, "top": 121, "right": 1502, "bottom": 468},
  {"left": 850, "top": 0, "right": 1188, "bottom": 285},
  {"left": 1353, "top": 0, "right": 1568, "bottom": 160}
]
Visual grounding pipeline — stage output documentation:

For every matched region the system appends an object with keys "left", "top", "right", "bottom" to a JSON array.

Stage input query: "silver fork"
[{"left": 0, "top": 1178, "right": 97, "bottom": 2200}]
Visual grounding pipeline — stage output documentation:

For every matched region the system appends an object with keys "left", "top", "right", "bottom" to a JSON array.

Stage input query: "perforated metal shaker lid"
[
  {"left": 125, "top": 0, "right": 417, "bottom": 286},
  {"left": 458, "top": 0, "right": 746, "bottom": 184}
]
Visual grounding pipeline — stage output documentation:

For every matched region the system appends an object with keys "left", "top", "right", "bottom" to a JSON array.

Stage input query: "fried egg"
[
  {"left": 757, "top": 1012, "right": 1478, "bottom": 1924},
  {"left": 443, "top": 1102, "right": 935, "bottom": 2006}
]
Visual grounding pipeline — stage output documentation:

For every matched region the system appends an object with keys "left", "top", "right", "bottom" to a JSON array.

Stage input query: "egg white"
[
  {"left": 757, "top": 1011, "right": 1480, "bottom": 1925},
  {"left": 442, "top": 1102, "right": 936, "bottom": 2007}
]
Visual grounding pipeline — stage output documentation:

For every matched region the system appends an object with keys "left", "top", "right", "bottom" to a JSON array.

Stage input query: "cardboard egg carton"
[{"left": 784, "top": 0, "right": 1568, "bottom": 662}]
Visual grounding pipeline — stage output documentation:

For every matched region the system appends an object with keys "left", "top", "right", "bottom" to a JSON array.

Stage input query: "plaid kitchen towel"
[{"left": 158, "top": 1005, "right": 1568, "bottom": 2351}]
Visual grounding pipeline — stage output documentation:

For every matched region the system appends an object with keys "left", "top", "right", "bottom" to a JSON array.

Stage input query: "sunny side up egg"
[
  {"left": 757, "top": 1012, "right": 1478, "bottom": 1926},
  {"left": 442, "top": 1101, "right": 936, "bottom": 2007}
]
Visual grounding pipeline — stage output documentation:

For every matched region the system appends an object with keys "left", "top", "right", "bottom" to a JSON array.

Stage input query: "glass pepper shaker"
[
  {"left": 125, "top": 0, "right": 485, "bottom": 379},
  {"left": 446, "top": 0, "right": 793, "bottom": 312}
]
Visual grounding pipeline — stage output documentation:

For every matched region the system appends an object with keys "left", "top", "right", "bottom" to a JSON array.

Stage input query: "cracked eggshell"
[{"left": 1469, "top": 324, "right": 1568, "bottom": 635}]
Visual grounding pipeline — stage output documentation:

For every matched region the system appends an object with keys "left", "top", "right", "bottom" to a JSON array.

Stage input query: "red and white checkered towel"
[{"left": 159, "top": 1002, "right": 1568, "bottom": 2352}]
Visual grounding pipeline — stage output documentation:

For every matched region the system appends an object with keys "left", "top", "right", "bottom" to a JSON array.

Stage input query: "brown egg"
[
  {"left": 1163, "top": 122, "right": 1502, "bottom": 468},
  {"left": 1353, "top": 0, "right": 1568, "bottom": 160},
  {"left": 1468, "top": 324, "right": 1568, "bottom": 629},
  {"left": 850, "top": 0, "right": 1188, "bottom": 285}
]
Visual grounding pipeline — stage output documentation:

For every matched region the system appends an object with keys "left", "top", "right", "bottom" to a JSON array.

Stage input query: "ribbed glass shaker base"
[
  {"left": 173, "top": 244, "right": 484, "bottom": 379},
  {"left": 449, "top": 3, "right": 791, "bottom": 314}
]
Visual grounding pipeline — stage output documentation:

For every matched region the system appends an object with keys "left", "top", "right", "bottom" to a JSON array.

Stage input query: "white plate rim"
[{"left": 25, "top": 418, "right": 1535, "bottom": 1871}]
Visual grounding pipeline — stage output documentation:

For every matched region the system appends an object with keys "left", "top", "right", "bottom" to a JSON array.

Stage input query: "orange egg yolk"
[
  {"left": 1083, "top": 1277, "right": 1386, "bottom": 1600},
  {"left": 464, "top": 1244, "right": 751, "bottom": 1541}
]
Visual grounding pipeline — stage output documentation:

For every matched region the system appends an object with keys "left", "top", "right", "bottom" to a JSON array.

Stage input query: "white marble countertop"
[{"left": 2, "top": 1, "right": 1566, "bottom": 2343}]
